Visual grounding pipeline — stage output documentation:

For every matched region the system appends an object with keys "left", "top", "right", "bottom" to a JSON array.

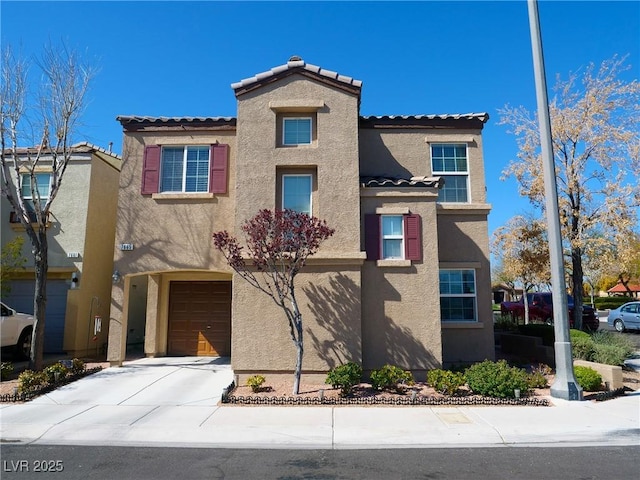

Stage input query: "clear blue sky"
[{"left": 2, "top": 1, "right": 639, "bottom": 240}]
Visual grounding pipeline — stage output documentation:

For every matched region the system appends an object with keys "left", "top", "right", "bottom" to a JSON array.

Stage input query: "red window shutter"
[
  {"left": 404, "top": 214, "right": 422, "bottom": 261},
  {"left": 210, "top": 144, "right": 229, "bottom": 194},
  {"left": 141, "top": 145, "right": 161, "bottom": 194},
  {"left": 364, "top": 214, "right": 381, "bottom": 260}
]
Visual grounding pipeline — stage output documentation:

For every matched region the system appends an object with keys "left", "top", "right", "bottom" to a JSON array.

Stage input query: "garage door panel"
[
  {"left": 2, "top": 279, "right": 68, "bottom": 353},
  {"left": 168, "top": 281, "right": 231, "bottom": 356}
]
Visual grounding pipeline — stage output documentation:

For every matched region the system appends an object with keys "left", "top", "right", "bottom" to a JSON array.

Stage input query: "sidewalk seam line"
[
  {"left": 116, "top": 366, "right": 182, "bottom": 405},
  {"left": 130, "top": 405, "right": 160, "bottom": 426}
]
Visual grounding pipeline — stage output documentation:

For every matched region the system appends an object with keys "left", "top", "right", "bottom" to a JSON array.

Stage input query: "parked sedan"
[
  {"left": 607, "top": 301, "right": 640, "bottom": 332},
  {"left": 0, "top": 302, "right": 34, "bottom": 359}
]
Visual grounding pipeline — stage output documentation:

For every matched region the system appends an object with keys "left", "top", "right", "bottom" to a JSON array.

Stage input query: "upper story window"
[
  {"left": 282, "top": 174, "right": 312, "bottom": 215},
  {"left": 439, "top": 269, "right": 477, "bottom": 322},
  {"left": 161, "top": 146, "right": 209, "bottom": 193},
  {"left": 141, "top": 144, "right": 229, "bottom": 195},
  {"left": 365, "top": 212, "right": 422, "bottom": 263},
  {"left": 283, "top": 117, "right": 312, "bottom": 145},
  {"left": 21, "top": 172, "right": 52, "bottom": 212},
  {"left": 431, "top": 144, "right": 469, "bottom": 203},
  {"left": 381, "top": 215, "right": 404, "bottom": 259}
]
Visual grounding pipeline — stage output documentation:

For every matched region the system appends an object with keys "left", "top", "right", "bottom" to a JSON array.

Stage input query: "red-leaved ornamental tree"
[{"left": 213, "top": 209, "right": 335, "bottom": 395}]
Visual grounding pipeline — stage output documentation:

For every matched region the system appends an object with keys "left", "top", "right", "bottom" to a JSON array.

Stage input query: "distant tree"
[
  {"left": 212, "top": 209, "right": 335, "bottom": 395},
  {"left": 491, "top": 261, "right": 517, "bottom": 296},
  {"left": 581, "top": 229, "right": 639, "bottom": 297},
  {"left": 500, "top": 55, "right": 640, "bottom": 329},
  {"left": 1, "top": 237, "right": 27, "bottom": 296},
  {"left": 492, "top": 214, "right": 550, "bottom": 323},
  {"left": 592, "top": 231, "right": 640, "bottom": 296},
  {"left": 1, "top": 43, "right": 95, "bottom": 370},
  {"left": 581, "top": 232, "right": 612, "bottom": 301}
]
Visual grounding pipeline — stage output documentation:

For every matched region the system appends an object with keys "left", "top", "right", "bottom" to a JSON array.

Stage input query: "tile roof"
[
  {"left": 117, "top": 116, "right": 236, "bottom": 125},
  {"left": 71, "top": 142, "right": 121, "bottom": 159},
  {"left": 607, "top": 283, "right": 640, "bottom": 293},
  {"left": 361, "top": 113, "right": 489, "bottom": 123},
  {"left": 116, "top": 114, "right": 487, "bottom": 127},
  {"left": 6, "top": 142, "right": 121, "bottom": 159},
  {"left": 231, "top": 56, "right": 362, "bottom": 96},
  {"left": 361, "top": 176, "right": 442, "bottom": 188}
]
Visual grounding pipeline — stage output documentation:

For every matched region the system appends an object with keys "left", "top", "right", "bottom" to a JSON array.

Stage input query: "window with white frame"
[
  {"left": 283, "top": 117, "right": 312, "bottom": 145},
  {"left": 20, "top": 173, "right": 52, "bottom": 212},
  {"left": 439, "top": 269, "right": 477, "bottom": 321},
  {"left": 431, "top": 144, "right": 469, "bottom": 202},
  {"left": 160, "top": 146, "right": 210, "bottom": 193},
  {"left": 282, "top": 174, "right": 312, "bottom": 215},
  {"left": 381, "top": 215, "right": 404, "bottom": 259}
]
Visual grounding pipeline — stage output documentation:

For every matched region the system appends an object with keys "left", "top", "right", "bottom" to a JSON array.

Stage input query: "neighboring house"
[
  {"left": 607, "top": 283, "right": 640, "bottom": 298},
  {"left": 107, "top": 57, "right": 494, "bottom": 379},
  {"left": 1, "top": 143, "right": 122, "bottom": 357},
  {"left": 492, "top": 283, "right": 523, "bottom": 305}
]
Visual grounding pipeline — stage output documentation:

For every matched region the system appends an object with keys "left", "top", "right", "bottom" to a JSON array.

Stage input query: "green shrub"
[
  {"left": 571, "top": 330, "right": 634, "bottom": 365},
  {"left": 571, "top": 336, "right": 595, "bottom": 361},
  {"left": 44, "top": 362, "right": 69, "bottom": 384},
  {"left": 494, "top": 315, "right": 518, "bottom": 331},
  {"left": 533, "top": 363, "right": 553, "bottom": 376},
  {"left": 464, "top": 360, "right": 530, "bottom": 398},
  {"left": 517, "top": 324, "right": 555, "bottom": 346},
  {"left": 573, "top": 365, "right": 603, "bottom": 391},
  {"left": 71, "top": 358, "right": 86, "bottom": 375},
  {"left": 591, "top": 331, "right": 634, "bottom": 357},
  {"left": 17, "top": 370, "right": 46, "bottom": 393},
  {"left": 426, "top": 369, "right": 466, "bottom": 395},
  {"left": 246, "top": 374, "right": 266, "bottom": 393},
  {"left": 526, "top": 363, "right": 552, "bottom": 389},
  {"left": 594, "top": 296, "right": 632, "bottom": 310},
  {"left": 370, "top": 364, "right": 414, "bottom": 393},
  {"left": 325, "top": 362, "right": 362, "bottom": 396},
  {"left": 527, "top": 371, "right": 548, "bottom": 389},
  {"left": 570, "top": 329, "right": 591, "bottom": 342},
  {"left": 1, "top": 362, "right": 14, "bottom": 381},
  {"left": 592, "top": 344, "right": 629, "bottom": 366}
]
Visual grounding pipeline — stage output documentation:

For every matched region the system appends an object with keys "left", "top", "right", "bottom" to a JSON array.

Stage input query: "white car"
[{"left": 1, "top": 302, "right": 34, "bottom": 359}]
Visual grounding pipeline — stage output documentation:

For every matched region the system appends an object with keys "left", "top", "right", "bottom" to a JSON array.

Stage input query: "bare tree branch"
[{"left": 0, "top": 42, "right": 96, "bottom": 370}]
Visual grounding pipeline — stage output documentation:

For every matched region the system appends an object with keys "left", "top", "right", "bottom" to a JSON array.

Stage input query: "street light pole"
[{"left": 527, "top": 0, "right": 582, "bottom": 400}]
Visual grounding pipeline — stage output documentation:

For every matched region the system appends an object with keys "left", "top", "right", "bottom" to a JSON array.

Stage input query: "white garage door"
[{"left": 2, "top": 279, "right": 69, "bottom": 353}]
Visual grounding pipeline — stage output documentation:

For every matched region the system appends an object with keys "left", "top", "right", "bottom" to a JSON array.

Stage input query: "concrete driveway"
[
  {"left": 2, "top": 354, "right": 639, "bottom": 449},
  {"left": 30, "top": 356, "right": 234, "bottom": 407}
]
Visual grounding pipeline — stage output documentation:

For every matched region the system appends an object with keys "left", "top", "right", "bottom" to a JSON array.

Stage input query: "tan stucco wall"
[
  {"left": 360, "top": 191, "right": 443, "bottom": 377},
  {"left": 112, "top": 130, "right": 237, "bottom": 275},
  {"left": 437, "top": 211, "right": 495, "bottom": 365},
  {"left": 231, "top": 266, "right": 362, "bottom": 374},
  {"left": 106, "top": 67, "right": 494, "bottom": 374},
  {"left": 0, "top": 151, "right": 121, "bottom": 358},
  {"left": 235, "top": 75, "right": 362, "bottom": 255},
  {"left": 227, "top": 74, "right": 366, "bottom": 374},
  {"left": 359, "top": 129, "right": 486, "bottom": 204},
  {"left": 107, "top": 130, "right": 237, "bottom": 364},
  {"left": 64, "top": 153, "right": 120, "bottom": 357},
  {"left": 1, "top": 155, "right": 93, "bottom": 270}
]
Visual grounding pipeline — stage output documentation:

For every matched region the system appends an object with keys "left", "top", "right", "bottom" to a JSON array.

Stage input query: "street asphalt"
[{"left": 1, "top": 353, "right": 639, "bottom": 450}]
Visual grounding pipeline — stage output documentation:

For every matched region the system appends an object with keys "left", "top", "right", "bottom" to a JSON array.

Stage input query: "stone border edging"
[
  {"left": 0, "top": 367, "right": 103, "bottom": 403},
  {"left": 221, "top": 381, "right": 551, "bottom": 406}
]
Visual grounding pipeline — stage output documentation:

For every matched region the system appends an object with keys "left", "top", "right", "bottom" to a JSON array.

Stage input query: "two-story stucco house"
[
  {"left": 107, "top": 57, "right": 494, "bottom": 380},
  {"left": 1, "top": 143, "right": 122, "bottom": 357}
]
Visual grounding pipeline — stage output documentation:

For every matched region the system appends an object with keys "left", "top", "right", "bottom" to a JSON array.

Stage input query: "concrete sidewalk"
[{"left": 1, "top": 357, "right": 639, "bottom": 449}]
